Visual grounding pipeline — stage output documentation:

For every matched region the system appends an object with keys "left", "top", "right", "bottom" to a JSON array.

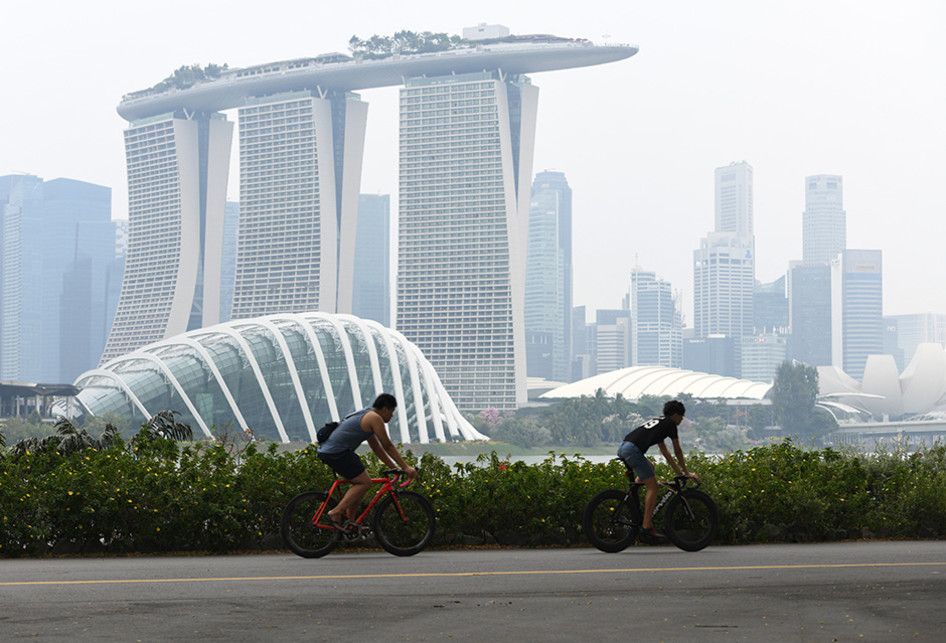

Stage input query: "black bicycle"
[{"left": 583, "top": 465, "right": 718, "bottom": 552}]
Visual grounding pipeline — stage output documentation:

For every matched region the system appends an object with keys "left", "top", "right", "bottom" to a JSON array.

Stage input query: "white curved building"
[
  {"left": 540, "top": 366, "right": 773, "bottom": 402},
  {"left": 818, "top": 342, "right": 946, "bottom": 418},
  {"left": 78, "top": 313, "right": 486, "bottom": 443}
]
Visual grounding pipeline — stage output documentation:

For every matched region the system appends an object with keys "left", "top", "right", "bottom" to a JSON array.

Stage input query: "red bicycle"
[{"left": 281, "top": 469, "right": 435, "bottom": 558}]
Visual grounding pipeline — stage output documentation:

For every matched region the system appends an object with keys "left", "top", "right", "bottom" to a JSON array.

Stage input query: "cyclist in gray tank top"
[
  {"left": 318, "top": 408, "right": 372, "bottom": 455},
  {"left": 316, "top": 393, "right": 417, "bottom": 527}
]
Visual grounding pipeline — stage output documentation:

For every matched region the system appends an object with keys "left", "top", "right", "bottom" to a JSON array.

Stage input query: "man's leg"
[
  {"left": 329, "top": 471, "right": 372, "bottom": 522},
  {"left": 642, "top": 477, "right": 659, "bottom": 530}
]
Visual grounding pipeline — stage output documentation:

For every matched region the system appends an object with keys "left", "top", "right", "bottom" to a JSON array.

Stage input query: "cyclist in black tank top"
[{"left": 617, "top": 400, "right": 698, "bottom": 542}]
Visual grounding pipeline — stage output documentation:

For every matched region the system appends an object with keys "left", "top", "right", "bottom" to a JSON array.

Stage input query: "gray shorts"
[{"left": 617, "top": 441, "right": 655, "bottom": 481}]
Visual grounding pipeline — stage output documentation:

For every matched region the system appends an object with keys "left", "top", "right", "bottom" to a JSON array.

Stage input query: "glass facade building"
[
  {"left": 75, "top": 313, "right": 485, "bottom": 443},
  {"left": 788, "top": 261, "right": 833, "bottom": 366},
  {"left": 525, "top": 171, "right": 572, "bottom": 382},
  {"left": 352, "top": 194, "right": 391, "bottom": 327},
  {"left": 219, "top": 201, "right": 239, "bottom": 322},
  {"left": 0, "top": 175, "right": 113, "bottom": 381}
]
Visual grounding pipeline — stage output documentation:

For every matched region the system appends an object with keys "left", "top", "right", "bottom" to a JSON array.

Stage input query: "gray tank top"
[{"left": 317, "top": 408, "right": 372, "bottom": 455}]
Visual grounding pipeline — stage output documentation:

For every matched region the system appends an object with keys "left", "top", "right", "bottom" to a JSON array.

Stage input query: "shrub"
[{"left": 1, "top": 433, "right": 944, "bottom": 556}]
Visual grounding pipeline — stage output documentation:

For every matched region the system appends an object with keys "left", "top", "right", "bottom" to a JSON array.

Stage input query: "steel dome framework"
[
  {"left": 75, "top": 313, "right": 486, "bottom": 443},
  {"left": 540, "top": 366, "right": 773, "bottom": 402}
]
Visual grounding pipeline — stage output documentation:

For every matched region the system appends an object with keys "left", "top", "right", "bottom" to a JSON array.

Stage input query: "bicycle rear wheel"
[
  {"left": 372, "top": 491, "right": 435, "bottom": 557},
  {"left": 583, "top": 489, "right": 638, "bottom": 553},
  {"left": 664, "top": 489, "right": 718, "bottom": 552},
  {"left": 281, "top": 491, "right": 340, "bottom": 558}
]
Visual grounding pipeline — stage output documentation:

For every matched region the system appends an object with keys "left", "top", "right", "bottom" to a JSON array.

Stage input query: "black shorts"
[{"left": 317, "top": 450, "right": 365, "bottom": 480}]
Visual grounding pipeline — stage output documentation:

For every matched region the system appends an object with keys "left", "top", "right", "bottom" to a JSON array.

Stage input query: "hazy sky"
[{"left": 2, "top": 0, "right": 944, "bottom": 323}]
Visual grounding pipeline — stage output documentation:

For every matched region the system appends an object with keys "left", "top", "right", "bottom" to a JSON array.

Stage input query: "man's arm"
[
  {"left": 657, "top": 441, "right": 685, "bottom": 475},
  {"left": 366, "top": 434, "right": 397, "bottom": 468},
  {"left": 670, "top": 438, "right": 697, "bottom": 478},
  {"left": 367, "top": 414, "right": 416, "bottom": 477}
]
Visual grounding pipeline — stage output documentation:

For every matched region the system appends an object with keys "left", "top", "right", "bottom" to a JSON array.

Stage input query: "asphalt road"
[{"left": 2, "top": 541, "right": 945, "bottom": 641}]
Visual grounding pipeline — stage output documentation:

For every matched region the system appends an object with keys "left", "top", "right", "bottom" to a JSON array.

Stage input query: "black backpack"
[{"left": 316, "top": 420, "right": 339, "bottom": 443}]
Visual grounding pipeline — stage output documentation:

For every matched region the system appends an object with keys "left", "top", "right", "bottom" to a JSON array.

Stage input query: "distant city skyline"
[{"left": 2, "top": 1, "right": 943, "bottom": 324}]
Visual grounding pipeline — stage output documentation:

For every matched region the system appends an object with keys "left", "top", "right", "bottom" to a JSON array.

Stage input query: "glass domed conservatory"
[{"left": 74, "top": 313, "right": 486, "bottom": 443}]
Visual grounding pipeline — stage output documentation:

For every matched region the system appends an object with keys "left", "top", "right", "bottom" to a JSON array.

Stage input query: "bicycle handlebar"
[{"left": 380, "top": 468, "right": 417, "bottom": 488}]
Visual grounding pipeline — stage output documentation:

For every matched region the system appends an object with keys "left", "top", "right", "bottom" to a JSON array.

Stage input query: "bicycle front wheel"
[
  {"left": 664, "top": 489, "right": 718, "bottom": 552},
  {"left": 583, "top": 489, "right": 638, "bottom": 553},
  {"left": 372, "top": 491, "right": 435, "bottom": 557},
  {"left": 281, "top": 491, "right": 340, "bottom": 558}
]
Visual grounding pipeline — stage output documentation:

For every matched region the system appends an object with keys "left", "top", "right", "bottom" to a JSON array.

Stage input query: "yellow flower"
[{"left": 67, "top": 491, "right": 74, "bottom": 496}]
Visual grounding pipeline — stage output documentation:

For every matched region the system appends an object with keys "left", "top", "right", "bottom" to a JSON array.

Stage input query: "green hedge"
[{"left": 2, "top": 438, "right": 945, "bottom": 556}]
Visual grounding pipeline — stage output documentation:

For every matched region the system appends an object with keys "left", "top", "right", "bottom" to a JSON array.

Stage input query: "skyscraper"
[
  {"left": 693, "top": 162, "right": 756, "bottom": 376},
  {"left": 831, "top": 249, "right": 883, "bottom": 379},
  {"left": 218, "top": 201, "right": 239, "bottom": 323},
  {"left": 693, "top": 232, "right": 755, "bottom": 339},
  {"left": 883, "top": 312, "right": 946, "bottom": 369},
  {"left": 787, "top": 261, "right": 833, "bottom": 366},
  {"left": 396, "top": 71, "right": 538, "bottom": 411},
  {"left": 594, "top": 309, "right": 631, "bottom": 374},
  {"left": 715, "top": 161, "right": 754, "bottom": 237},
  {"left": 102, "top": 112, "right": 233, "bottom": 362},
  {"left": 629, "top": 268, "right": 681, "bottom": 368},
  {"left": 803, "top": 175, "right": 845, "bottom": 265},
  {"left": 1, "top": 175, "right": 113, "bottom": 381},
  {"left": 525, "top": 171, "right": 572, "bottom": 382},
  {"left": 753, "top": 276, "right": 788, "bottom": 333},
  {"left": 740, "top": 333, "right": 788, "bottom": 381},
  {"left": 231, "top": 91, "right": 367, "bottom": 319},
  {"left": 352, "top": 194, "right": 391, "bottom": 326},
  {"left": 571, "top": 305, "right": 594, "bottom": 381}
]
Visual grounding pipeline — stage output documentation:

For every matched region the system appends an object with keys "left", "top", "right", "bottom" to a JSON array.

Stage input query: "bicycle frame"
[
  {"left": 311, "top": 473, "right": 413, "bottom": 531},
  {"left": 624, "top": 475, "right": 693, "bottom": 526}
]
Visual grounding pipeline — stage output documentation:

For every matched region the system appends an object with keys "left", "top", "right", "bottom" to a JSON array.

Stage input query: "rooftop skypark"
[{"left": 116, "top": 29, "right": 636, "bottom": 120}]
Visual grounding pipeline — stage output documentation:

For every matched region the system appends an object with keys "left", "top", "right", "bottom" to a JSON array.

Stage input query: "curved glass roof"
[
  {"left": 75, "top": 313, "right": 485, "bottom": 443},
  {"left": 540, "top": 366, "right": 773, "bottom": 402}
]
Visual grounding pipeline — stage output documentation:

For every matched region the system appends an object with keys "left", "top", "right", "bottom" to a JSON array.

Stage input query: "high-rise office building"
[
  {"left": 629, "top": 268, "right": 681, "bottom": 368},
  {"left": 753, "top": 276, "right": 788, "bottom": 333},
  {"left": 231, "top": 91, "right": 367, "bottom": 319},
  {"left": 787, "top": 261, "right": 833, "bottom": 366},
  {"left": 740, "top": 333, "right": 788, "bottom": 381},
  {"left": 1, "top": 175, "right": 113, "bottom": 381},
  {"left": 693, "top": 162, "right": 756, "bottom": 376},
  {"left": 682, "top": 334, "right": 738, "bottom": 377},
  {"left": 594, "top": 309, "right": 631, "bottom": 374},
  {"left": 219, "top": 201, "right": 239, "bottom": 322},
  {"left": 803, "top": 175, "right": 845, "bottom": 265},
  {"left": 831, "top": 249, "right": 883, "bottom": 379},
  {"left": 352, "top": 194, "right": 391, "bottom": 327},
  {"left": 525, "top": 171, "right": 572, "bottom": 382},
  {"left": 397, "top": 72, "right": 538, "bottom": 411},
  {"left": 884, "top": 313, "right": 946, "bottom": 369},
  {"left": 715, "top": 161, "right": 753, "bottom": 237},
  {"left": 102, "top": 113, "right": 233, "bottom": 362},
  {"left": 693, "top": 232, "right": 755, "bottom": 339},
  {"left": 571, "top": 305, "right": 594, "bottom": 381}
]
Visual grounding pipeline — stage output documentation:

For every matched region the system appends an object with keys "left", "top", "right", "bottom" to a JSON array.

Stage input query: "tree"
[{"left": 771, "top": 360, "right": 832, "bottom": 442}]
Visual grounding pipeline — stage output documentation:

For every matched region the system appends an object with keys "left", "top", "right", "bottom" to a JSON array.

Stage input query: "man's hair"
[
  {"left": 373, "top": 393, "right": 398, "bottom": 410},
  {"left": 663, "top": 399, "right": 686, "bottom": 417}
]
